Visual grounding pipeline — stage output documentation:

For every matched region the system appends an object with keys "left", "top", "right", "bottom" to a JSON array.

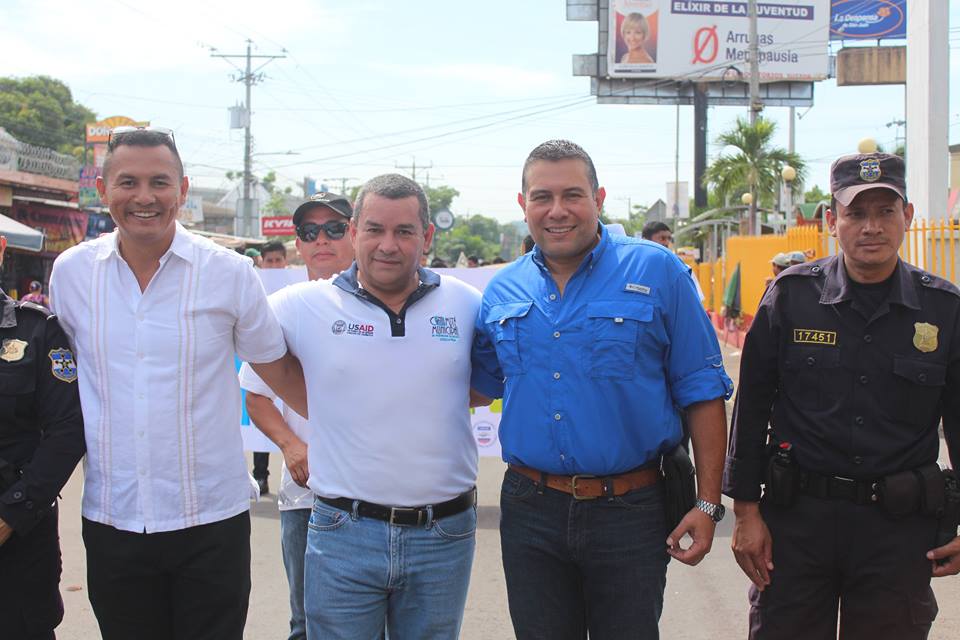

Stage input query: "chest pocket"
[
  {"left": 891, "top": 357, "right": 946, "bottom": 427},
  {"left": 782, "top": 345, "right": 844, "bottom": 411},
  {"left": 0, "top": 367, "right": 37, "bottom": 421},
  {"left": 485, "top": 301, "right": 533, "bottom": 377},
  {"left": 585, "top": 301, "right": 653, "bottom": 379}
]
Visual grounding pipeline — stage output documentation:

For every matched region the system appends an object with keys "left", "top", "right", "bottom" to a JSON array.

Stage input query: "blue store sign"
[{"left": 831, "top": 0, "right": 906, "bottom": 41}]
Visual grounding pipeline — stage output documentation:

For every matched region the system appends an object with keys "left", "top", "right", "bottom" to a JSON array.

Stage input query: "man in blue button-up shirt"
[{"left": 472, "top": 140, "right": 733, "bottom": 640}]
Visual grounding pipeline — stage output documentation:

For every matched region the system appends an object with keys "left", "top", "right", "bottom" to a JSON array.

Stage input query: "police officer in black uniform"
[
  {"left": 724, "top": 153, "right": 960, "bottom": 639},
  {"left": 0, "top": 234, "right": 85, "bottom": 639}
]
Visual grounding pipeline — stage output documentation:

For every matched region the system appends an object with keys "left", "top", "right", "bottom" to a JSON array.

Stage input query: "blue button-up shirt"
[{"left": 471, "top": 225, "right": 733, "bottom": 475}]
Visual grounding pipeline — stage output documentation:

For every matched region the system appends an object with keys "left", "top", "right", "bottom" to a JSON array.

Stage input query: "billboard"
[
  {"left": 261, "top": 216, "right": 295, "bottom": 236},
  {"left": 830, "top": 0, "right": 905, "bottom": 40},
  {"left": 608, "top": 0, "right": 830, "bottom": 81}
]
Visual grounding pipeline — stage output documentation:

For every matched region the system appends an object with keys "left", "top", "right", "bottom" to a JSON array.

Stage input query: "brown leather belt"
[{"left": 509, "top": 464, "right": 660, "bottom": 500}]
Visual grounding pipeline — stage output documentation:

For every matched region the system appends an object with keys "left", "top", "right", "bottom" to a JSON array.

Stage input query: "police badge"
[
  {"left": 913, "top": 323, "right": 939, "bottom": 354},
  {"left": 48, "top": 348, "right": 78, "bottom": 383},
  {"left": 859, "top": 158, "right": 881, "bottom": 182},
  {"left": 0, "top": 338, "right": 28, "bottom": 362}
]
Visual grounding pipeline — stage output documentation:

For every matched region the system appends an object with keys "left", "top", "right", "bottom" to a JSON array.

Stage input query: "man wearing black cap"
[{"left": 725, "top": 152, "right": 960, "bottom": 639}]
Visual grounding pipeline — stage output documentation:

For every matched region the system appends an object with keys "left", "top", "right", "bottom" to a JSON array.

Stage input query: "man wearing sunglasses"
[
  {"left": 239, "top": 192, "right": 355, "bottom": 640},
  {"left": 49, "top": 126, "right": 307, "bottom": 640},
  {"left": 262, "top": 174, "right": 485, "bottom": 639}
]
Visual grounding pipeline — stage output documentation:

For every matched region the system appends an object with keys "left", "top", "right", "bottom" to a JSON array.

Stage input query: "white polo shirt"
[
  {"left": 50, "top": 223, "right": 287, "bottom": 533},
  {"left": 269, "top": 265, "right": 480, "bottom": 506},
  {"left": 238, "top": 363, "right": 313, "bottom": 511}
]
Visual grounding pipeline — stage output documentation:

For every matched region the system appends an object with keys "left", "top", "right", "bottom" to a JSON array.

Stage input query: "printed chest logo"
[
  {"left": 331, "top": 319, "right": 375, "bottom": 337},
  {"left": 793, "top": 329, "right": 837, "bottom": 346},
  {"left": 430, "top": 315, "right": 459, "bottom": 342}
]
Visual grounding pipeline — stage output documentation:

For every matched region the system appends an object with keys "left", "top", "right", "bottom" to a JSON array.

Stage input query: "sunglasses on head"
[
  {"left": 107, "top": 125, "right": 175, "bottom": 150},
  {"left": 296, "top": 220, "right": 348, "bottom": 242}
]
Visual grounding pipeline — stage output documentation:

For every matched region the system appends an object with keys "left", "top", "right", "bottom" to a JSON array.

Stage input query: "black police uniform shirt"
[
  {"left": 724, "top": 256, "right": 960, "bottom": 502},
  {"left": 0, "top": 291, "right": 84, "bottom": 534}
]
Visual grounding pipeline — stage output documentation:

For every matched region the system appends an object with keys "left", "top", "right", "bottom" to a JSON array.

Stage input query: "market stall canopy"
[{"left": 0, "top": 213, "right": 44, "bottom": 252}]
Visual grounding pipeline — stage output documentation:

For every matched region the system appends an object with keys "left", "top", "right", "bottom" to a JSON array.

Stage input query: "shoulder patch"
[{"left": 48, "top": 348, "right": 78, "bottom": 383}]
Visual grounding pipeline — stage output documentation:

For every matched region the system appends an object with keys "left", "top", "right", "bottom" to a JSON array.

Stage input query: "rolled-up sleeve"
[{"left": 664, "top": 269, "right": 733, "bottom": 408}]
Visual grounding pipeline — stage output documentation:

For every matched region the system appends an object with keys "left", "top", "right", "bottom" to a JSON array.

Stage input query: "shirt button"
[
  {"left": 549, "top": 294, "right": 557, "bottom": 301},
  {"left": 12, "top": 491, "right": 23, "bottom": 500},
  {"left": 25, "top": 500, "right": 33, "bottom": 510},
  {"left": 806, "top": 356, "right": 816, "bottom": 366},
  {"left": 864, "top": 334, "right": 872, "bottom": 343},
  {"left": 855, "top": 416, "right": 864, "bottom": 426},
  {"left": 859, "top": 375, "right": 868, "bottom": 385},
  {"left": 853, "top": 456, "right": 863, "bottom": 465},
  {"left": 138, "top": 431, "right": 145, "bottom": 438},
  {"left": 918, "top": 373, "right": 928, "bottom": 383},
  {"left": 554, "top": 413, "right": 562, "bottom": 421},
  {"left": 553, "top": 331, "right": 561, "bottom": 339},
  {"left": 395, "top": 318, "right": 402, "bottom": 324},
  {"left": 139, "top": 468, "right": 147, "bottom": 476},
  {"left": 137, "top": 353, "right": 144, "bottom": 360},
  {"left": 553, "top": 372, "right": 561, "bottom": 380}
]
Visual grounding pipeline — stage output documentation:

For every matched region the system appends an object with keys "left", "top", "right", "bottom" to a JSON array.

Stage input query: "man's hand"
[
  {"left": 928, "top": 535, "right": 960, "bottom": 577},
  {"left": 281, "top": 436, "right": 310, "bottom": 488},
  {"left": 666, "top": 507, "right": 716, "bottom": 566},
  {"left": 0, "top": 517, "right": 13, "bottom": 547},
  {"left": 731, "top": 500, "right": 774, "bottom": 590}
]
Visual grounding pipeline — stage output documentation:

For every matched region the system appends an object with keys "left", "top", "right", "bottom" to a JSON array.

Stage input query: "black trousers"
[
  {"left": 82, "top": 511, "right": 251, "bottom": 640},
  {"left": 0, "top": 502, "right": 62, "bottom": 640},
  {"left": 750, "top": 494, "right": 939, "bottom": 640},
  {"left": 252, "top": 451, "right": 270, "bottom": 480}
]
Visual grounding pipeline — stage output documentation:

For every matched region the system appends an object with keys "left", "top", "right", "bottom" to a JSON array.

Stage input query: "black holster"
[
  {"left": 936, "top": 470, "right": 960, "bottom": 559},
  {"left": 764, "top": 446, "right": 800, "bottom": 507},
  {"left": 875, "top": 462, "right": 944, "bottom": 519},
  {"left": 661, "top": 445, "right": 696, "bottom": 532}
]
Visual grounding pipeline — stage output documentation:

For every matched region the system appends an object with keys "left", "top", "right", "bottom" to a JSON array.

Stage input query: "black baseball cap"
[
  {"left": 830, "top": 153, "right": 906, "bottom": 207},
  {"left": 292, "top": 192, "right": 353, "bottom": 226}
]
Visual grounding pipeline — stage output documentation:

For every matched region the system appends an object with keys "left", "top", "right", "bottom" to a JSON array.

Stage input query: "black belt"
[
  {"left": 319, "top": 488, "right": 476, "bottom": 526},
  {"left": 800, "top": 470, "right": 878, "bottom": 505}
]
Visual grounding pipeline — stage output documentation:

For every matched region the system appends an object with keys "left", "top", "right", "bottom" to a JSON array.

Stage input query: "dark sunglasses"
[{"left": 296, "top": 220, "right": 348, "bottom": 242}]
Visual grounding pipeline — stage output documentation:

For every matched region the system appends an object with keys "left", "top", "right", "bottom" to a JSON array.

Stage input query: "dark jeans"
[
  {"left": 499, "top": 467, "right": 669, "bottom": 640},
  {"left": 0, "top": 502, "right": 62, "bottom": 639},
  {"left": 82, "top": 511, "right": 251, "bottom": 640},
  {"left": 253, "top": 451, "right": 270, "bottom": 480},
  {"left": 750, "top": 494, "right": 939, "bottom": 640}
]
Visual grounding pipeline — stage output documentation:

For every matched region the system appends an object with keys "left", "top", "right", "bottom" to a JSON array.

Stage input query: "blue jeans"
[
  {"left": 499, "top": 468, "right": 670, "bottom": 640},
  {"left": 281, "top": 508, "right": 311, "bottom": 640},
  {"left": 303, "top": 496, "right": 476, "bottom": 640}
]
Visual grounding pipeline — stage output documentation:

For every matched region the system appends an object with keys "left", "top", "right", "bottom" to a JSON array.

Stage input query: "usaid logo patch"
[
  {"left": 332, "top": 320, "right": 346, "bottom": 335},
  {"left": 430, "top": 315, "right": 459, "bottom": 342},
  {"left": 332, "top": 320, "right": 375, "bottom": 337}
]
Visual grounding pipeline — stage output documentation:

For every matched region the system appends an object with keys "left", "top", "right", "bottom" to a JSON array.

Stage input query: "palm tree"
[{"left": 703, "top": 116, "right": 806, "bottom": 234}]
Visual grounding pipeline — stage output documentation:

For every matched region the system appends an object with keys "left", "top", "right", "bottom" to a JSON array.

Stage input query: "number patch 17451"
[{"left": 793, "top": 329, "right": 837, "bottom": 345}]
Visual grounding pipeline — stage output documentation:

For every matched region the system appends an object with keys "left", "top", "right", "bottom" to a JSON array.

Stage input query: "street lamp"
[
  {"left": 858, "top": 138, "right": 878, "bottom": 154},
  {"left": 781, "top": 165, "right": 797, "bottom": 225}
]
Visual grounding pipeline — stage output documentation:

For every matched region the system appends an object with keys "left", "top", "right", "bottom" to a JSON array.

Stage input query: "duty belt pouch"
[
  {"left": 876, "top": 469, "right": 921, "bottom": 519},
  {"left": 661, "top": 445, "right": 696, "bottom": 532},
  {"left": 764, "top": 453, "right": 800, "bottom": 508},
  {"left": 936, "top": 469, "right": 960, "bottom": 562},
  {"left": 916, "top": 463, "right": 946, "bottom": 517}
]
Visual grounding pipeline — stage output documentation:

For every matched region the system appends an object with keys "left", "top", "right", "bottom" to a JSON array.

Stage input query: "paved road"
[{"left": 55, "top": 343, "right": 960, "bottom": 638}]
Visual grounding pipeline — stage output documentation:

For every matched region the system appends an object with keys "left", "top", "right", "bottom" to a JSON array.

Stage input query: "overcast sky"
[{"left": 2, "top": 0, "right": 957, "bottom": 222}]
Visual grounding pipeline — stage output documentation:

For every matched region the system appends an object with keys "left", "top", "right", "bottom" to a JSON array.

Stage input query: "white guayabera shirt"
[{"left": 50, "top": 223, "right": 287, "bottom": 533}]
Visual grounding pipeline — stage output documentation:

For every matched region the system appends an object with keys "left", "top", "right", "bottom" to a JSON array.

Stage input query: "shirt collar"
[
  {"left": 530, "top": 222, "right": 608, "bottom": 274},
  {"left": 820, "top": 255, "right": 920, "bottom": 310},
  {"left": 94, "top": 222, "right": 195, "bottom": 264},
  {"left": 0, "top": 290, "right": 16, "bottom": 328},
  {"left": 332, "top": 262, "right": 440, "bottom": 296}
]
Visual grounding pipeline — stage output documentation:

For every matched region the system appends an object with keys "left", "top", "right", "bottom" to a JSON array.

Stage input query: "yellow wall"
[{"left": 724, "top": 236, "right": 789, "bottom": 318}]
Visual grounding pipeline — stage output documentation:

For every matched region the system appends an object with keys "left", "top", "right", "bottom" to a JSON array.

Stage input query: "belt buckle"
[
  {"left": 570, "top": 474, "right": 597, "bottom": 500},
  {"left": 389, "top": 507, "right": 423, "bottom": 526}
]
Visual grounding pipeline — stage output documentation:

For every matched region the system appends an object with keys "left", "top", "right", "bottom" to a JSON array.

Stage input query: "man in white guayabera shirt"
[
  {"left": 265, "top": 174, "right": 488, "bottom": 640},
  {"left": 239, "top": 191, "right": 356, "bottom": 640},
  {"left": 49, "top": 127, "right": 307, "bottom": 640}
]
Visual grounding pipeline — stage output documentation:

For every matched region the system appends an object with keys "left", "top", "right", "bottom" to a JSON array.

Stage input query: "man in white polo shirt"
[
  {"left": 49, "top": 127, "right": 306, "bottom": 640},
  {"left": 239, "top": 191, "right": 355, "bottom": 640},
  {"left": 266, "top": 174, "right": 481, "bottom": 639}
]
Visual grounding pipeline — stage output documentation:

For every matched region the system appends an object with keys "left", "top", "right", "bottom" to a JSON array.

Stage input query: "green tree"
[
  {"left": 703, "top": 117, "right": 806, "bottom": 231},
  {"left": 0, "top": 76, "right": 96, "bottom": 156},
  {"left": 804, "top": 184, "right": 829, "bottom": 203},
  {"left": 431, "top": 214, "right": 502, "bottom": 264},
  {"left": 424, "top": 185, "right": 459, "bottom": 214}
]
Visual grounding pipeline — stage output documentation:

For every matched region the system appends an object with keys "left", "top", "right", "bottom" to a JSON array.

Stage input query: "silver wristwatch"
[{"left": 695, "top": 498, "right": 726, "bottom": 523}]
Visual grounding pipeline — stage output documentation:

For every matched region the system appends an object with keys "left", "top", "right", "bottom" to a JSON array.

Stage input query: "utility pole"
[
  {"left": 886, "top": 118, "right": 906, "bottom": 153},
  {"left": 396, "top": 157, "right": 433, "bottom": 183},
  {"left": 747, "top": 0, "right": 762, "bottom": 234},
  {"left": 323, "top": 177, "right": 356, "bottom": 196},
  {"left": 211, "top": 40, "right": 285, "bottom": 238}
]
